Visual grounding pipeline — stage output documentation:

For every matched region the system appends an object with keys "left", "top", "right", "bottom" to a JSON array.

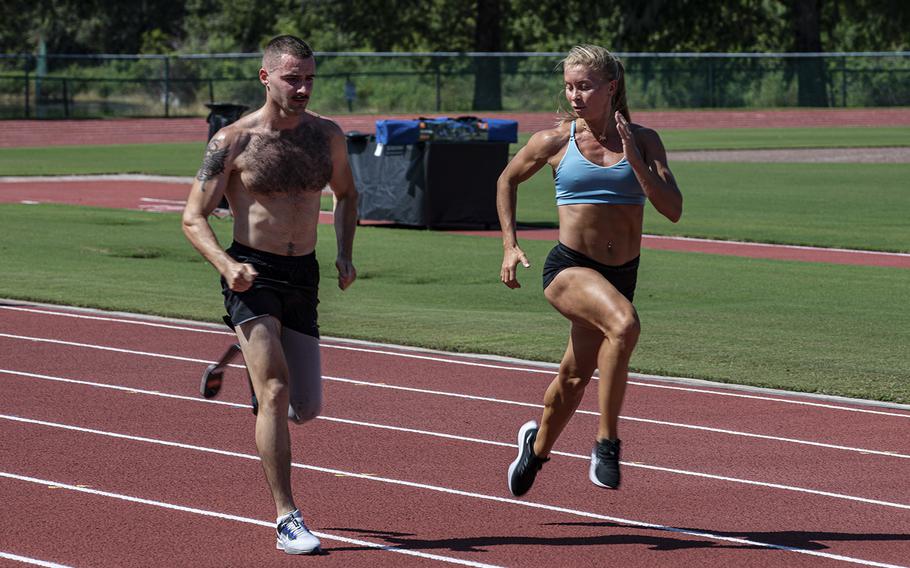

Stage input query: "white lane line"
[
  {"left": 644, "top": 234, "right": 910, "bottom": 258},
  {"left": 0, "top": 174, "right": 195, "bottom": 184},
  {"left": 0, "top": 552, "right": 74, "bottom": 568},
  {"left": 1, "top": 333, "right": 908, "bottom": 459},
  {"left": 139, "top": 197, "right": 186, "bottom": 204},
  {"left": 322, "top": 376, "right": 910, "bottom": 460},
  {"left": 2, "top": 368, "right": 909, "bottom": 511},
  {"left": 3, "top": 304, "right": 909, "bottom": 417},
  {"left": 138, "top": 205, "right": 184, "bottom": 212},
  {"left": 0, "top": 471, "right": 503, "bottom": 568},
  {"left": 0, "top": 305, "right": 234, "bottom": 336},
  {"left": 1, "top": 417, "right": 906, "bottom": 568},
  {"left": 629, "top": 381, "right": 910, "bottom": 418}
]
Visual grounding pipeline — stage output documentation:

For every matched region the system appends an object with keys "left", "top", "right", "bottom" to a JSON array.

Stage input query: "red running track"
[
  {"left": 1, "top": 301, "right": 909, "bottom": 567},
  {"left": 0, "top": 180, "right": 190, "bottom": 212},
  {"left": 3, "top": 108, "right": 910, "bottom": 147}
]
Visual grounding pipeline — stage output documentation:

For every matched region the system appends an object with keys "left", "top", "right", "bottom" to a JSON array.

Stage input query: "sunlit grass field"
[
  {"left": 1, "top": 124, "right": 907, "bottom": 403},
  {"left": 2, "top": 126, "right": 908, "bottom": 176},
  {"left": 516, "top": 163, "right": 910, "bottom": 252},
  {"left": 1, "top": 204, "right": 907, "bottom": 403}
]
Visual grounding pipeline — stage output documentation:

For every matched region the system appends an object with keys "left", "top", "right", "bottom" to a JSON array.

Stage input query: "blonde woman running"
[{"left": 498, "top": 45, "right": 682, "bottom": 496}]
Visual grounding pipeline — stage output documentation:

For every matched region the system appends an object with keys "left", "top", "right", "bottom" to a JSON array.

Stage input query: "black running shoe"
[
  {"left": 507, "top": 420, "right": 549, "bottom": 496},
  {"left": 589, "top": 438, "right": 621, "bottom": 489},
  {"left": 199, "top": 343, "right": 242, "bottom": 398}
]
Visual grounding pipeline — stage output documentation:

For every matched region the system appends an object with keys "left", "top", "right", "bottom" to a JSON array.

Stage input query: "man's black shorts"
[
  {"left": 222, "top": 241, "right": 320, "bottom": 338},
  {"left": 542, "top": 242, "right": 639, "bottom": 302}
]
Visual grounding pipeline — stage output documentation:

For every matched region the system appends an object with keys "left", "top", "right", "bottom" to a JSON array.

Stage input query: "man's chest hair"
[{"left": 236, "top": 122, "right": 333, "bottom": 195}]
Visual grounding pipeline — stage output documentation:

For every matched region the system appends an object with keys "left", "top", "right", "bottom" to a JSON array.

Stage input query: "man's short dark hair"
[{"left": 263, "top": 35, "right": 314, "bottom": 69}]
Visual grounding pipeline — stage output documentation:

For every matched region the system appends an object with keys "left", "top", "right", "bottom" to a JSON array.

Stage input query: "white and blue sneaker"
[{"left": 276, "top": 509, "right": 321, "bottom": 554}]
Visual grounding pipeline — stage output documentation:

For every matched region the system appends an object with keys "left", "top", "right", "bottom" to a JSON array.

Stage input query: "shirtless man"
[{"left": 181, "top": 35, "right": 357, "bottom": 555}]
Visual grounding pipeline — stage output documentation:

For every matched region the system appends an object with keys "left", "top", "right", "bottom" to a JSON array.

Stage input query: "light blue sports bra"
[{"left": 554, "top": 121, "right": 646, "bottom": 206}]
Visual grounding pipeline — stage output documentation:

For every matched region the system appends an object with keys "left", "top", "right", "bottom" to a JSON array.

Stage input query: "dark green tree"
[
  {"left": 830, "top": 0, "right": 910, "bottom": 50},
  {"left": 472, "top": 0, "right": 504, "bottom": 110},
  {"left": 182, "top": 0, "right": 289, "bottom": 52},
  {"left": 789, "top": 0, "right": 828, "bottom": 106},
  {"left": 4, "top": 0, "right": 185, "bottom": 54}
]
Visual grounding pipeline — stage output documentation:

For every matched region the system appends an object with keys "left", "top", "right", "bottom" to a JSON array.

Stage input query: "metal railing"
[{"left": 1, "top": 51, "right": 908, "bottom": 119}]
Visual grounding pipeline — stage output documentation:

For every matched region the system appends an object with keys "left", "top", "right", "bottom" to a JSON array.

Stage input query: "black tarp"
[{"left": 347, "top": 134, "right": 507, "bottom": 229}]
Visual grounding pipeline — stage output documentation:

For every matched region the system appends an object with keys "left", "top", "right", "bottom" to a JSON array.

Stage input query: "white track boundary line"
[
  {"left": 0, "top": 470, "right": 503, "bottom": 568},
  {"left": 0, "top": 305, "right": 235, "bottom": 335},
  {"left": 643, "top": 234, "right": 910, "bottom": 258},
  {"left": 325, "top": 375, "right": 910, "bottom": 459},
  {"left": 3, "top": 303, "right": 909, "bottom": 415},
  {"left": 2, "top": 368, "right": 909, "bottom": 511},
  {"left": 627, "top": 380, "right": 910, "bottom": 417},
  {"left": 0, "top": 552, "right": 74, "bottom": 568},
  {"left": 139, "top": 197, "right": 186, "bottom": 204},
  {"left": 1, "top": 416, "right": 905, "bottom": 568},
  {"left": 0, "top": 174, "right": 194, "bottom": 184},
  {"left": 1, "top": 333, "right": 908, "bottom": 459}
]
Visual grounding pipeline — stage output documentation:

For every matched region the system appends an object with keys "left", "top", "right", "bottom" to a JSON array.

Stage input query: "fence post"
[
  {"left": 164, "top": 56, "right": 171, "bottom": 117},
  {"left": 63, "top": 78, "right": 70, "bottom": 117},
  {"left": 435, "top": 62, "right": 441, "bottom": 111},
  {"left": 209, "top": 78, "right": 214, "bottom": 103},
  {"left": 24, "top": 66, "right": 30, "bottom": 118},
  {"left": 841, "top": 56, "right": 847, "bottom": 107},
  {"left": 708, "top": 59, "right": 716, "bottom": 107}
]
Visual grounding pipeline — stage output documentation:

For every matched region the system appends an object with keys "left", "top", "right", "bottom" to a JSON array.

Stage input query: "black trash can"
[
  {"left": 205, "top": 103, "right": 248, "bottom": 140},
  {"left": 204, "top": 103, "right": 248, "bottom": 209}
]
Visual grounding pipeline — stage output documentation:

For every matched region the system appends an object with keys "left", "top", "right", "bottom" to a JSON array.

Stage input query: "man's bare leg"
[
  {"left": 235, "top": 316, "right": 296, "bottom": 516},
  {"left": 281, "top": 328, "right": 322, "bottom": 423}
]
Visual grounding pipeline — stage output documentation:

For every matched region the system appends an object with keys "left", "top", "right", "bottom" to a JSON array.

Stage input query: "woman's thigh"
[{"left": 544, "top": 267, "right": 637, "bottom": 336}]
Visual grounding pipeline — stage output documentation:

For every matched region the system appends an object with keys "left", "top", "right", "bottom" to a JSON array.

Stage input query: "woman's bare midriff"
[{"left": 557, "top": 203, "right": 644, "bottom": 265}]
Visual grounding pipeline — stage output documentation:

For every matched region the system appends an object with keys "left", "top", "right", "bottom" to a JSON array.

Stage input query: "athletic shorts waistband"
[
  {"left": 554, "top": 242, "right": 640, "bottom": 272},
  {"left": 227, "top": 241, "right": 316, "bottom": 265}
]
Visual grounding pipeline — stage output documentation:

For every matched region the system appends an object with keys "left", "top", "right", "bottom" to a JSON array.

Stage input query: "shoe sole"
[
  {"left": 276, "top": 541, "right": 321, "bottom": 555},
  {"left": 199, "top": 343, "right": 242, "bottom": 399},
  {"left": 199, "top": 365, "right": 223, "bottom": 399},
  {"left": 588, "top": 449, "right": 620, "bottom": 489},
  {"left": 507, "top": 420, "right": 539, "bottom": 496}
]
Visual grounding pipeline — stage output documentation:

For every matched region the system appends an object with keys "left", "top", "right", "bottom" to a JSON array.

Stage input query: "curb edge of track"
[{"left": 3, "top": 297, "right": 909, "bottom": 413}]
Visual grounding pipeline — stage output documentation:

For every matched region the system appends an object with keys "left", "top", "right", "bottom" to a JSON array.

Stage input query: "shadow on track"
[{"left": 318, "top": 523, "right": 910, "bottom": 554}]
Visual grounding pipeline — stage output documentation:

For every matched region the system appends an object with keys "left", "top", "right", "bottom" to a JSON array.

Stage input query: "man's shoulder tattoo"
[{"left": 196, "top": 140, "right": 231, "bottom": 185}]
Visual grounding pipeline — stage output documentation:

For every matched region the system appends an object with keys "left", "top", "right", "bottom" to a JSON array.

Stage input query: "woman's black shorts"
[
  {"left": 542, "top": 242, "right": 639, "bottom": 302},
  {"left": 221, "top": 241, "right": 320, "bottom": 338}
]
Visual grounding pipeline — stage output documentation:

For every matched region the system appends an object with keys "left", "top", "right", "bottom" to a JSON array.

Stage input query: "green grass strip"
[
  {"left": 1, "top": 203, "right": 907, "bottom": 403},
  {"left": 511, "top": 123, "right": 910, "bottom": 154},
  {"left": 515, "top": 162, "right": 910, "bottom": 253},
  {"left": 660, "top": 126, "right": 910, "bottom": 151},
  {"left": 2, "top": 126, "right": 907, "bottom": 177},
  {"left": 513, "top": 126, "right": 910, "bottom": 152},
  {"left": 0, "top": 142, "right": 204, "bottom": 176}
]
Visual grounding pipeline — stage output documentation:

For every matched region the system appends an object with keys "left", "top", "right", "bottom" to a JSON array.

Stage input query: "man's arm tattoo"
[{"left": 195, "top": 141, "right": 231, "bottom": 187}]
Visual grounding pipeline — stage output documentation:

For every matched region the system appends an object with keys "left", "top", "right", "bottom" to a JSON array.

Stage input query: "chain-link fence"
[{"left": 1, "top": 51, "right": 908, "bottom": 119}]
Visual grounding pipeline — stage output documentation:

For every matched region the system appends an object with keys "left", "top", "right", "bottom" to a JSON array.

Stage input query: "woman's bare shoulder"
[{"left": 525, "top": 122, "right": 572, "bottom": 158}]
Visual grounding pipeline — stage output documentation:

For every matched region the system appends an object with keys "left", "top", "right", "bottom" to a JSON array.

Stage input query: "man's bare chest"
[{"left": 235, "top": 124, "right": 333, "bottom": 195}]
